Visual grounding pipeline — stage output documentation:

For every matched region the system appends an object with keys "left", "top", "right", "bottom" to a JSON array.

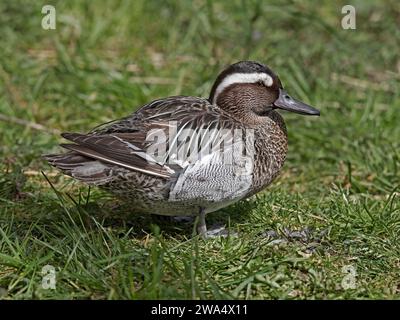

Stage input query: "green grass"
[{"left": 0, "top": 0, "right": 399, "bottom": 299}]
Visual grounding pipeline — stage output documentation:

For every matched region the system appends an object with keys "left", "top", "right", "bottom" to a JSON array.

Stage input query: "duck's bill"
[{"left": 273, "top": 88, "right": 320, "bottom": 116}]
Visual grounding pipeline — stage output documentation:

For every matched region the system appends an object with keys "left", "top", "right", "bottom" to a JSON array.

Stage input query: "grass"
[{"left": 0, "top": 0, "right": 399, "bottom": 299}]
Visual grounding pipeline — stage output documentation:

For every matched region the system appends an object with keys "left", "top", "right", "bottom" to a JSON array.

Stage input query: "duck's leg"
[
  {"left": 197, "top": 208, "right": 237, "bottom": 238},
  {"left": 197, "top": 208, "right": 208, "bottom": 237}
]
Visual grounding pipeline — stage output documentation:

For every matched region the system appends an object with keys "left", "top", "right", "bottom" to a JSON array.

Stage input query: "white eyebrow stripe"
[{"left": 213, "top": 72, "right": 274, "bottom": 104}]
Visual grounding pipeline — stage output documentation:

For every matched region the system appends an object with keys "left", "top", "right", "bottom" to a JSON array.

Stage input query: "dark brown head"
[{"left": 209, "top": 61, "right": 320, "bottom": 120}]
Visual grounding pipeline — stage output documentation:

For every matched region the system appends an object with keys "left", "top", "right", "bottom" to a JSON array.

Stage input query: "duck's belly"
[
  {"left": 101, "top": 161, "right": 253, "bottom": 216},
  {"left": 103, "top": 184, "right": 247, "bottom": 216},
  {"left": 120, "top": 197, "right": 243, "bottom": 216}
]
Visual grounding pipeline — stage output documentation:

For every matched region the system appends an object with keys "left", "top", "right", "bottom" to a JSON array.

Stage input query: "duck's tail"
[{"left": 43, "top": 151, "right": 114, "bottom": 185}]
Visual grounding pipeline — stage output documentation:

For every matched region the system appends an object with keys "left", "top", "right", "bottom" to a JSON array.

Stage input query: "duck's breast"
[{"left": 249, "top": 111, "right": 288, "bottom": 195}]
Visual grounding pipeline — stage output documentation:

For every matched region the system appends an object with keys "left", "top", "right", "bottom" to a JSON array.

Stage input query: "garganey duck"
[{"left": 45, "top": 61, "right": 320, "bottom": 237}]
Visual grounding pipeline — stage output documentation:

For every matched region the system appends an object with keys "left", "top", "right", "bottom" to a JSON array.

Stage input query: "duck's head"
[{"left": 209, "top": 61, "right": 320, "bottom": 118}]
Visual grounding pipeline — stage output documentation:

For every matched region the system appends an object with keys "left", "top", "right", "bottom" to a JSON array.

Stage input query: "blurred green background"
[{"left": 0, "top": 0, "right": 399, "bottom": 299}]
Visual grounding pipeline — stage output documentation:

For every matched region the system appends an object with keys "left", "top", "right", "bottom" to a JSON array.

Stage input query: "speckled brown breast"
[{"left": 248, "top": 110, "right": 288, "bottom": 196}]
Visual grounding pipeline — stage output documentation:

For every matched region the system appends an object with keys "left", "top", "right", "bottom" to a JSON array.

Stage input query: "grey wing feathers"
[
  {"left": 45, "top": 96, "right": 241, "bottom": 183},
  {"left": 59, "top": 133, "right": 171, "bottom": 178},
  {"left": 43, "top": 152, "right": 115, "bottom": 184}
]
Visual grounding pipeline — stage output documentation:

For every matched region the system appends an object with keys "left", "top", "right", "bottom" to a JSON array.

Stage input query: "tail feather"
[
  {"left": 44, "top": 152, "right": 90, "bottom": 171},
  {"left": 43, "top": 151, "right": 114, "bottom": 185}
]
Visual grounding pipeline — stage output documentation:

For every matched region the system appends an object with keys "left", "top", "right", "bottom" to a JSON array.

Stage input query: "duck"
[{"left": 45, "top": 61, "right": 320, "bottom": 237}]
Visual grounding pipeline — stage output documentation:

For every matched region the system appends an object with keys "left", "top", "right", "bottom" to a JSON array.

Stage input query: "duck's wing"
[{"left": 49, "top": 96, "right": 245, "bottom": 180}]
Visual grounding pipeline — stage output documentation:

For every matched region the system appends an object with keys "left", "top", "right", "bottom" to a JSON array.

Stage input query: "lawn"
[{"left": 0, "top": 0, "right": 399, "bottom": 299}]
